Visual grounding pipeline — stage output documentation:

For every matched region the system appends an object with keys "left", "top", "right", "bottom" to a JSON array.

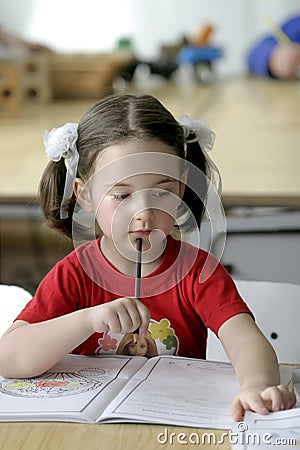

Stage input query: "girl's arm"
[
  {"left": 218, "top": 313, "right": 296, "bottom": 421},
  {"left": 0, "top": 297, "right": 150, "bottom": 379}
]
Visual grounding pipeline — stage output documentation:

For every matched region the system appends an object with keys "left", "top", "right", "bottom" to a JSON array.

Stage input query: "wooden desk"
[
  {"left": 1, "top": 76, "right": 300, "bottom": 207},
  {"left": 0, "top": 422, "right": 231, "bottom": 450}
]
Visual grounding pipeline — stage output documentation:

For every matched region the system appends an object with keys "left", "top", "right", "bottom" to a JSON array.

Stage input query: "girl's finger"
[
  {"left": 261, "top": 386, "right": 284, "bottom": 411},
  {"left": 276, "top": 385, "right": 297, "bottom": 409},
  {"left": 136, "top": 302, "right": 150, "bottom": 336},
  {"left": 229, "top": 396, "right": 245, "bottom": 422},
  {"left": 247, "top": 394, "right": 269, "bottom": 415},
  {"left": 120, "top": 304, "right": 141, "bottom": 331}
]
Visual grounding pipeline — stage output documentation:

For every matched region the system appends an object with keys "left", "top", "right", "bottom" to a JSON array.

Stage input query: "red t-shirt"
[{"left": 16, "top": 236, "right": 252, "bottom": 359}]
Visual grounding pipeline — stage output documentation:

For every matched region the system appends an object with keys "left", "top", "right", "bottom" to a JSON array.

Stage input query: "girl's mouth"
[{"left": 130, "top": 229, "right": 152, "bottom": 237}]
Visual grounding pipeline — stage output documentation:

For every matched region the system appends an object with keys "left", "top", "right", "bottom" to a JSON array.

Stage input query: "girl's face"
[
  {"left": 76, "top": 138, "right": 185, "bottom": 270},
  {"left": 128, "top": 336, "right": 148, "bottom": 357}
]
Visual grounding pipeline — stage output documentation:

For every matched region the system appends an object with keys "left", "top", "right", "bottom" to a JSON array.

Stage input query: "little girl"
[{"left": 0, "top": 94, "right": 295, "bottom": 421}]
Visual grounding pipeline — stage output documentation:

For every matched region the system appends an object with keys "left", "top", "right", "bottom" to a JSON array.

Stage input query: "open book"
[
  {"left": 0, "top": 355, "right": 295, "bottom": 430},
  {"left": 0, "top": 355, "right": 239, "bottom": 429}
]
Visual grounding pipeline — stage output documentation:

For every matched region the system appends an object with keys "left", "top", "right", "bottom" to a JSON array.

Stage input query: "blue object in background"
[
  {"left": 247, "top": 15, "right": 300, "bottom": 77},
  {"left": 177, "top": 46, "right": 223, "bottom": 64}
]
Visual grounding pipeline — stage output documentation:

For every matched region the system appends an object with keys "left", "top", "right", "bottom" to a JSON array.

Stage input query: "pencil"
[
  {"left": 134, "top": 237, "right": 142, "bottom": 299},
  {"left": 263, "top": 16, "right": 293, "bottom": 47},
  {"left": 133, "top": 238, "right": 142, "bottom": 344}
]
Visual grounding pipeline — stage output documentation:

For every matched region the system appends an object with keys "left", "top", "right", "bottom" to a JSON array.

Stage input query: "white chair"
[
  {"left": 0, "top": 285, "right": 32, "bottom": 337},
  {"left": 207, "top": 280, "right": 300, "bottom": 364}
]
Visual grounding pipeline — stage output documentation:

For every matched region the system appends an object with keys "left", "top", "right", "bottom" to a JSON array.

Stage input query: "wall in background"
[{"left": 0, "top": 0, "right": 299, "bottom": 76}]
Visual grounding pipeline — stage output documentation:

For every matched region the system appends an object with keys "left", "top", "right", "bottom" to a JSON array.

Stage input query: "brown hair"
[
  {"left": 116, "top": 332, "right": 158, "bottom": 358},
  {"left": 39, "top": 94, "right": 209, "bottom": 239}
]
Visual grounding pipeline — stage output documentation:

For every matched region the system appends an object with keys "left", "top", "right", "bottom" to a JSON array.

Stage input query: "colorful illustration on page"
[{"left": 0, "top": 367, "right": 112, "bottom": 398}]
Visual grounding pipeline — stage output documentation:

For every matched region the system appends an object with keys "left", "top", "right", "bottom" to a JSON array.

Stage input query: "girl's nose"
[
  {"left": 132, "top": 191, "right": 155, "bottom": 222},
  {"left": 134, "top": 206, "right": 154, "bottom": 222}
]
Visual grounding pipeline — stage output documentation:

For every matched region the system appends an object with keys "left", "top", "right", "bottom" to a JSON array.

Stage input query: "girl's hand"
[
  {"left": 230, "top": 384, "right": 296, "bottom": 422},
  {"left": 87, "top": 297, "right": 150, "bottom": 337},
  {"left": 269, "top": 43, "right": 300, "bottom": 79}
]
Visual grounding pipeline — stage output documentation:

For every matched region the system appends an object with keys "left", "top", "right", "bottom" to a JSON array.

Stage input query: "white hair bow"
[
  {"left": 44, "top": 122, "right": 79, "bottom": 219},
  {"left": 178, "top": 115, "right": 221, "bottom": 195},
  {"left": 178, "top": 115, "right": 215, "bottom": 153}
]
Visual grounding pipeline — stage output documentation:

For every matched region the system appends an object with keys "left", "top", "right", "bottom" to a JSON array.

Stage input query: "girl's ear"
[{"left": 73, "top": 178, "right": 94, "bottom": 212}]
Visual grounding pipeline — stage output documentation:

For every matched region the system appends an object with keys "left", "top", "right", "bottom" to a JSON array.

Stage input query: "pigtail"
[
  {"left": 39, "top": 160, "right": 75, "bottom": 239},
  {"left": 176, "top": 136, "right": 209, "bottom": 233}
]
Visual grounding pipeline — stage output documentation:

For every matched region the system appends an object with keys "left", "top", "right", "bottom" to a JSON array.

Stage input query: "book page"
[
  {"left": 231, "top": 409, "right": 300, "bottom": 449},
  {"left": 100, "top": 356, "right": 240, "bottom": 429},
  {"left": 0, "top": 355, "right": 146, "bottom": 423},
  {"left": 294, "top": 368, "right": 300, "bottom": 406},
  {"left": 231, "top": 368, "right": 300, "bottom": 449}
]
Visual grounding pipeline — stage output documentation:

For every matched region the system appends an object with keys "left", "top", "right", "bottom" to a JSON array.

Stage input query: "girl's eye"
[
  {"left": 111, "top": 190, "right": 171, "bottom": 201},
  {"left": 111, "top": 193, "right": 130, "bottom": 201},
  {"left": 151, "top": 190, "right": 170, "bottom": 198}
]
